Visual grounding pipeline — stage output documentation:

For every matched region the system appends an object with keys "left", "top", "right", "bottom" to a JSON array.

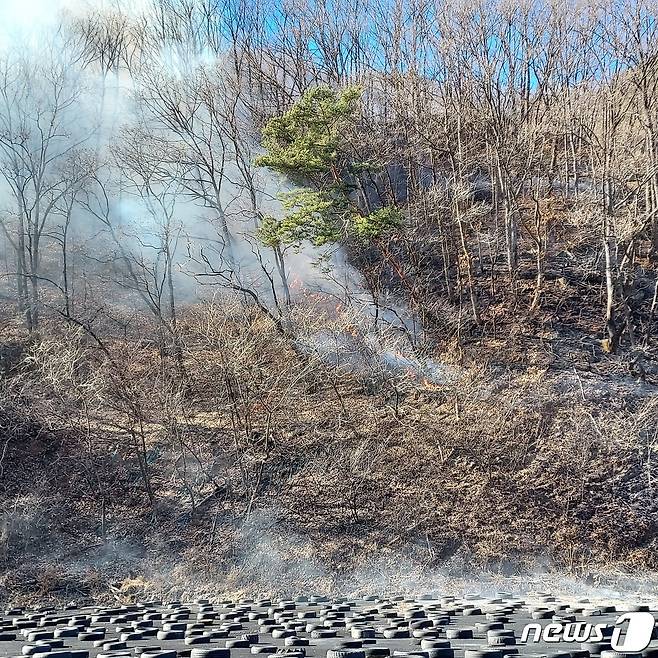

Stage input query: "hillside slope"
[{"left": 1, "top": 297, "right": 657, "bottom": 605}]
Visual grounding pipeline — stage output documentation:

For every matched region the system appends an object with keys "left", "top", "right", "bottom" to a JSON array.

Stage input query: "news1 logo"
[{"left": 521, "top": 612, "right": 655, "bottom": 652}]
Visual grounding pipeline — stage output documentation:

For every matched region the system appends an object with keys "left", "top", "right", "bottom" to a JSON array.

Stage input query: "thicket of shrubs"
[{"left": 1, "top": 298, "right": 656, "bottom": 603}]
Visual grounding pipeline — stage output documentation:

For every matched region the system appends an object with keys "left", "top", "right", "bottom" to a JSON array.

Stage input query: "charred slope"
[{"left": 1, "top": 304, "right": 657, "bottom": 604}]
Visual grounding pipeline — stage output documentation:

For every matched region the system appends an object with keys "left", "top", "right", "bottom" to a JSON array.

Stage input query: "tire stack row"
[{"left": 0, "top": 593, "right": 656, "bottom": 658}]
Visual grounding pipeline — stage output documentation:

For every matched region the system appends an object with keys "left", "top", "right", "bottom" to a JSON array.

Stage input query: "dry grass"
[{"left": 0, "top": 297, "right": 657, "bottom": 604}]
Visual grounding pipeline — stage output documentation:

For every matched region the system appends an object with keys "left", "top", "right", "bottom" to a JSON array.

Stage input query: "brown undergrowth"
[{"left": 1, "top": 297, "right": 657, "bottom": 604}]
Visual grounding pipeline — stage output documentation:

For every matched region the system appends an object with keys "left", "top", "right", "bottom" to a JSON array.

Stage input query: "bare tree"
[{"left": 0, "top": 42, "right": 92, "bottom": 331}]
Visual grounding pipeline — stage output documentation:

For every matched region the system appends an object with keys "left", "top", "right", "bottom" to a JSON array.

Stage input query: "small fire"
[{"left": 420, "top": 377, "right": 443, "bottom": 391}]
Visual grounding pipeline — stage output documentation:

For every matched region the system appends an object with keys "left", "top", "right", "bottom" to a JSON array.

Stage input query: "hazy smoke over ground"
[{"left": 30, "top": 507, "right": 656, "bottom": 606}]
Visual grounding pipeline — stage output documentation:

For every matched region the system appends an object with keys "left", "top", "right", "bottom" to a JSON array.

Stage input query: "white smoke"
[
  {"left": 0, "top": 0, "right": 450, "bottom": 387},
  {"left": 0, "top": 0, "right": 82, "bottom": 48}
]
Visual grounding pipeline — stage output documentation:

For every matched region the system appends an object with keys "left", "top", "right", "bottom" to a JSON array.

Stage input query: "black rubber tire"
[
  {"left": 464, "top": 650, "right": 504, "bottom": 658},
  {"left": 581, "top": 644, "right": 612, "bottom": 655},
  {"left": 364, "top": 649, "right": 391, "bottom": 658},
  {"left": 156, "top": 631, "right": 184, "bottom": 641},
  {"left": 53, "top": 630, "right": 77, "bottom": 638},
  {"left": 352, "top": 629, "right": 376, "bottom": 639},
  {"left": 184, "top": 636, "right": 211, "bottom": 645},
  {"left": 272, "top": 630, "right": 296, "bottom": 639},
  {"left": 426, "top": 651, "right": 454, "bottom": 658},
  {"left": 251, "top": 646, "right": 277, "bottom": 655},
  {"left": 24, "top": 646, "right": 52, "bottom": 655},
  {"left": 531, "top": 611, "right": 553, "bottom": 620},
  {"left": 162, "top": 624, "right": 187, "bottom": 632},
  {"left": 223, "top": 623, "right": 243, "bottom": 632},
  {"left": 446, "top": 630, "right": 473, "bottom": 640},
  {"left": 134, "top": 647, "right": 162, "bottom": 654},
  {"left": 311, "top": 630, "right": 337, "bottom": 639},
  {"left": 326, "top": 621, "right": 347, "bottom": 629},
  {"left": 383, "top": 629, "right": 410, "bottom": 639},
  {"left": 420, "top": 641, "right": 450, "bottom": 650},
  {"left": 410, "top": 621, "right": 433, "bottom": 630},
  {"left": 326, "top": 650, "right": 366, "bottom": 658},
  {"left": 190, "top": 650, "right": 230, "bottom": 658},
  {"left": 413, "top": 630, "right": 440, "bottom": 639}
]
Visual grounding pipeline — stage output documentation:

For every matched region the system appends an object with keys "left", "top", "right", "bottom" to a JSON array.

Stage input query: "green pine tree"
[{"left": 256, "top": 86, "right": 401, "bottom": 249}]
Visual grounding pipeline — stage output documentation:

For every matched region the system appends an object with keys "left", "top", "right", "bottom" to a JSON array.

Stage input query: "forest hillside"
[{"left": 1, "top": 0, "right": 658, "bottom": 603}]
